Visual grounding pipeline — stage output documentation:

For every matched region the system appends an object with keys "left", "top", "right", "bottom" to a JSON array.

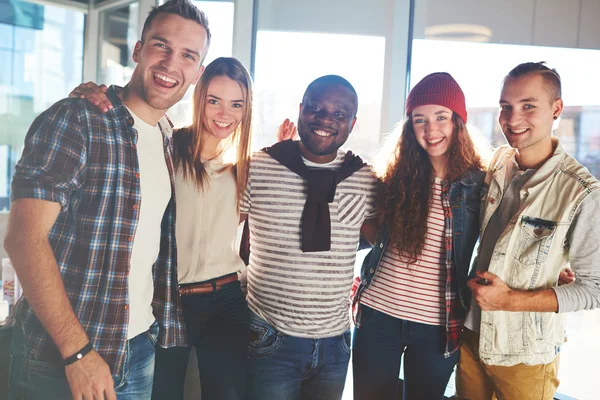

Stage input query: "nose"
[
  {"left": 503, "top": 108, "right": 522, "bottom": 127},
  {"left": 159, "top": 52, "right": 176, "bottom": 70},
  {"left": 315, "top": 109, "right": 334, "bottom": 125},
  {"left": 217, "top": 103, "right": 228, "bottom": 117}
]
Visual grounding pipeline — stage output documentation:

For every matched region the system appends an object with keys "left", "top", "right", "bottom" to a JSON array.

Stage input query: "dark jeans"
[
  {"left": 246, "top": 311, "right": 351, "bottom": 400},
  {"left": 152, "top": 280, "right": 249, "bottom": 400},
  {"left": 8, "top": 321, "right": 159, "bottom": 400},
  {"left": 352, "top": 305, "right": 458, "bottom": 400}
]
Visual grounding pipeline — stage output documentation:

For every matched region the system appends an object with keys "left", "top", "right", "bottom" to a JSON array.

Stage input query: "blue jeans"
[
  {"left": 152, "top": 280, "right": 249, "bottom": 400},
  {"left": 246, "top": 311, "right": 351, "bottom": 400},
  {"left": 352, "top": 305, "right": 459, "bottom": 400},
  {"left": 8, "top": 321, "right": 159, "bottom": 400}
]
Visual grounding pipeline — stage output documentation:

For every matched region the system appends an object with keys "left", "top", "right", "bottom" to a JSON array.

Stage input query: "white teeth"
[
  {"left": 427, "top": 138, "right": 444, "bottom": 145},
  {"left": 214, "top": 121, "right": 232, "bottom": 128},
  {"left": 154, "top": 73, "right": 177, "bottom": 84},
  {"left": 511, "top": 128, "right": 527, "bottom": 134},
  {"left": 314, "top": 129, "right": 333, "bottom": 137}
]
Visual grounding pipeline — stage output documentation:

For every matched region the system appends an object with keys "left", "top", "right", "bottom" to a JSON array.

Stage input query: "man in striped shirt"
[{"left": 241, "top": 75, "right": 378, "bottom": 400}]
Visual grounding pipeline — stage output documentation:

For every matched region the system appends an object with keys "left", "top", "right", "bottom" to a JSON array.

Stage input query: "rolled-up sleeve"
[
  {"left": 11, "top": 101, "right": 87, "bottom": 211},
  {"left": 553, "top": 189, "right": 600, "bottom": 313}
]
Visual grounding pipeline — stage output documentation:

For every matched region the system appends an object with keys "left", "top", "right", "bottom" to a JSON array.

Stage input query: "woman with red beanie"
[{"left": 351, "top": 72, "right": 487, "bottom": 399}]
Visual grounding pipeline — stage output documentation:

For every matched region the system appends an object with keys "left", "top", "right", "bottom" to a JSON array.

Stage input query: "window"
[
  {"left": 253, "top": 30, "right": 386, "bottom": 159},
  {"left": 410, "top": 1, "right": 600, "bottom": 398},
  {"left": 98, "top": 2, "right": 139, "bottom": 87},
  {"left": 0, "top": 1, "right": 85, "bottom": 211}
]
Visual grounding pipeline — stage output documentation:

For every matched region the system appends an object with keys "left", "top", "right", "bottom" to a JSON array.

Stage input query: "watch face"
[{"left": 77, "top": 354, "right": 83, "bottom": 359}]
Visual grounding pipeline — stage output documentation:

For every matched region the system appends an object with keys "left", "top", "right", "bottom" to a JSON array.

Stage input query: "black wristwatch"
[{"left": 63, "top": 342, "right": 94, "bottom": 366}]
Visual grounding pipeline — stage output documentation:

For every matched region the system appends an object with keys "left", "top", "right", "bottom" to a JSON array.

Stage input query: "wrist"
[
  {"left": 505, "top": 289, "right": 523, "bottom": 311},
  {"left": 63, "top": 342, "right": 94, "bottom": 366}
]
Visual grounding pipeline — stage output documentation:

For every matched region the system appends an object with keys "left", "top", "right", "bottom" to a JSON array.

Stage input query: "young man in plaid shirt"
[{"left": 3, "top": 1, "right": 209, "bottom": 398}]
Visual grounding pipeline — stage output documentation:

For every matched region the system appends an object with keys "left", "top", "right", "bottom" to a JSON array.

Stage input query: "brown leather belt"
[{"left": 178, "top": 273, "right": 238, "bottom": 296}]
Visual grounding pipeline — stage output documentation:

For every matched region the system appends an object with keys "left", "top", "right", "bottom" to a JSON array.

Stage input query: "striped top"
[
  {"left": 361, "top": 178, "right": 447, "bottom": 326},
  {"left": 240, "top": 148, "right": 378, "bottom": 338}
]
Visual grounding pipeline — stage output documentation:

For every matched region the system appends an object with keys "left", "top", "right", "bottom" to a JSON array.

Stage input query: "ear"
[
  {"left": 192, "top": 65, "right": 205, "bottom": 85},
  {"left": 132, "top": 41, "right": 142, "bottom": 63},
  {"left": 350, "top": 117, "right": 357, "bottom": 132},
  {"left": 552, "top": 98, "right": 564, "bottom": 119}
]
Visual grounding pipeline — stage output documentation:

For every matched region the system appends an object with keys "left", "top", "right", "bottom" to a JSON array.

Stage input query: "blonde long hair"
[{"left": 173, "top": 57, "right": 253, "bottom": 209}]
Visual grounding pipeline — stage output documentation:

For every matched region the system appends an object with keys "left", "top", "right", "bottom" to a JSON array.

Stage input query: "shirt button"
[
  {"left": 534, "top": 228, "right": 543, "bottom": 236},
  {"left": 489, "top": 198, "right": 496, "bottom": 204},
  {"left": 379, "top": 243, "right": 383, "bottom": 248},
  {"left": 135, "top": 173, "right": 140, "bottom": 178},
  {"left": 124, "top": 304, "right": 129, "bottom": 310},
  {"left": 369, "top": 268, "right": 375, "bottom": 274},
  {"left": 132, "top": 144, "right": 137, "bottom": 149},
  {"left": 128, "top": 236, "right": 133, "bottom": 242},
  {"left": 133, "top": 204, "right": 138, "bottom": 210}
]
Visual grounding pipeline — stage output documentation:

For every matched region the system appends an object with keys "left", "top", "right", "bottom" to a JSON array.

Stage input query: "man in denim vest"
[{"left": 457, "top": 62, "right": 600, "bottom": 399}]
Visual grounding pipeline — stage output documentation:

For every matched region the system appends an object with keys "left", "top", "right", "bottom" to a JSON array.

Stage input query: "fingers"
[
  {"left": 476, "top": 271, "right": 497, "bottom": 281},
  {"left": 70, "top": 82, "right": 113, "bottom": 113},
  {"left": 104, "top": 385, "right": 117, "bottom": 400}
]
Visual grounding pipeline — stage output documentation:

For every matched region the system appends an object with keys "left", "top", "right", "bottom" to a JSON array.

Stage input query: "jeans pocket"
[
  {"left": 24, "top": 358, "right": 71, "bottom": 399},
  {"left": 143, "top": 322, "right": 159, "bottom": 347},
  {"left": 340, "top": 330, "right": 351, "bottom": 355},
  {"left": 248, "top": 322, "right": 284, "bottom": 358}
]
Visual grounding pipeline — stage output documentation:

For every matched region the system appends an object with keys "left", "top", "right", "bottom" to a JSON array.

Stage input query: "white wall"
[
  {"left": 255, "top": 0, "right": 390, "bottom": 37},
  {"left": 413, "top": 0, "right": 600, "bottom": 50}
]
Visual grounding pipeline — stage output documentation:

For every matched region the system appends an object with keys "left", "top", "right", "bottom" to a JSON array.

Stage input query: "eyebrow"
[
  {"left": 499, "top": 97, "right": 539, "bottom": 104},
  {"left": 207, "top": 94, "right": 244, "bottom": 103},
  {"left": 150, "top": 35, "right": 201, "bottom": 58},
  {"left": 412, "top": 110, "right": 451, "bottom": 117}
]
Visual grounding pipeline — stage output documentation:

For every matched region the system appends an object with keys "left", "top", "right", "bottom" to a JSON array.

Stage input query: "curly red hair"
[{"left": 379, "top": 113, "right": 486, "bottom": 264}]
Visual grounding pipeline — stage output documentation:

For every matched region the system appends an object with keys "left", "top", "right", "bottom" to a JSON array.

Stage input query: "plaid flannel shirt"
[
  {"left": 7, "top": 86, "right": 186, "bottom": 374},
  {"left": 440, "top": 180, "right": 464, "bottom": 357}
]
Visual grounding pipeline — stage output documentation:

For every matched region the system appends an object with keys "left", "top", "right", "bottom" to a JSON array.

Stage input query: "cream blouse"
[{"left": 175, "top": 153, "right": 246, "bottom": 284}]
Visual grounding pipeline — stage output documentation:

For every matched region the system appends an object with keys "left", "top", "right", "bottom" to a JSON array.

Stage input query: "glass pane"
[
  {"left": 99, "top": 2, "right": 139, "bottom": 86},
  {"left": 253, "top": 30, "right": 386, "bottom": 159},
  {"left": 0, "top": 3, "right": 85, "bottom": 211},
  {"left": 167, "top": 1, "right": 235, "bottom": 128},
  {"left": 410, "top": 1, "right": 600, "bottom": 399}
]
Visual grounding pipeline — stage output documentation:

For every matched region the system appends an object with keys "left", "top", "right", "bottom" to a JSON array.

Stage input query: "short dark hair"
[
  {"left": 141, "top": 0, "right": 211, "bottom": 47},
  {"left": 505, "top": 61, "right": 561, "bottom": 101},
  {"left": 303, "top": 75, "right": 359, "bottom": 114}
]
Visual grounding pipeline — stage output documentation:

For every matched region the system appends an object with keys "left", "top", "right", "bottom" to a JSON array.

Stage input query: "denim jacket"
[{"left": 352, "top": 169, "right": 485, "bottom": 355}]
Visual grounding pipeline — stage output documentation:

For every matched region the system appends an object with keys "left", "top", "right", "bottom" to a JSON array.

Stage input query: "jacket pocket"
[{"left": 514, "top": 216, "right": 557, "bottom": 266}]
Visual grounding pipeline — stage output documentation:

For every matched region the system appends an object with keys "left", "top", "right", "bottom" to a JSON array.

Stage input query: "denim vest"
[
  {"left": 477, "top": 140, "right": 600, "bottom": 366},
  {"left": 353, "top": 169, "right": 485, "bottom": 324}
]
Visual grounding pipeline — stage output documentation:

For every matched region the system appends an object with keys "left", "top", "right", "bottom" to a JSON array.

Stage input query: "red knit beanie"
[{"left": 406, "top": 72, "right": 467, "bottom": 123}]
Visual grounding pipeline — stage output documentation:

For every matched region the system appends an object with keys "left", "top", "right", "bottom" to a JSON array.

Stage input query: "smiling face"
[
  {"left": 202, "top": 75, "right": 245, "bottom": 141},
  {"left": 411, "top": 104, "right": 454, "bottom": 161},
  {"left": 499, "top": 73, "right": 563, "bottom": 153},
  {"left": 129, "top": 12, "right": 208, "bottom": 112},
  {"left": 297, "top": 83, "right": 357, "bottom": 162}
]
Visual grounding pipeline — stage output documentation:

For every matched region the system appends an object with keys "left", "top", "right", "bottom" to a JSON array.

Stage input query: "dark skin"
[{"left": 297, "top": 83, "right": 358, "bottom": 163}]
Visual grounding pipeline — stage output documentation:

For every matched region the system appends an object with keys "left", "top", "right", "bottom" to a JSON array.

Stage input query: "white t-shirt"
[
  {"left": 126, "top": 107, "right": 172, "bottom": 340},
  {"left": 240, "top": 148, "right": 378, "bottom": 338}
]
